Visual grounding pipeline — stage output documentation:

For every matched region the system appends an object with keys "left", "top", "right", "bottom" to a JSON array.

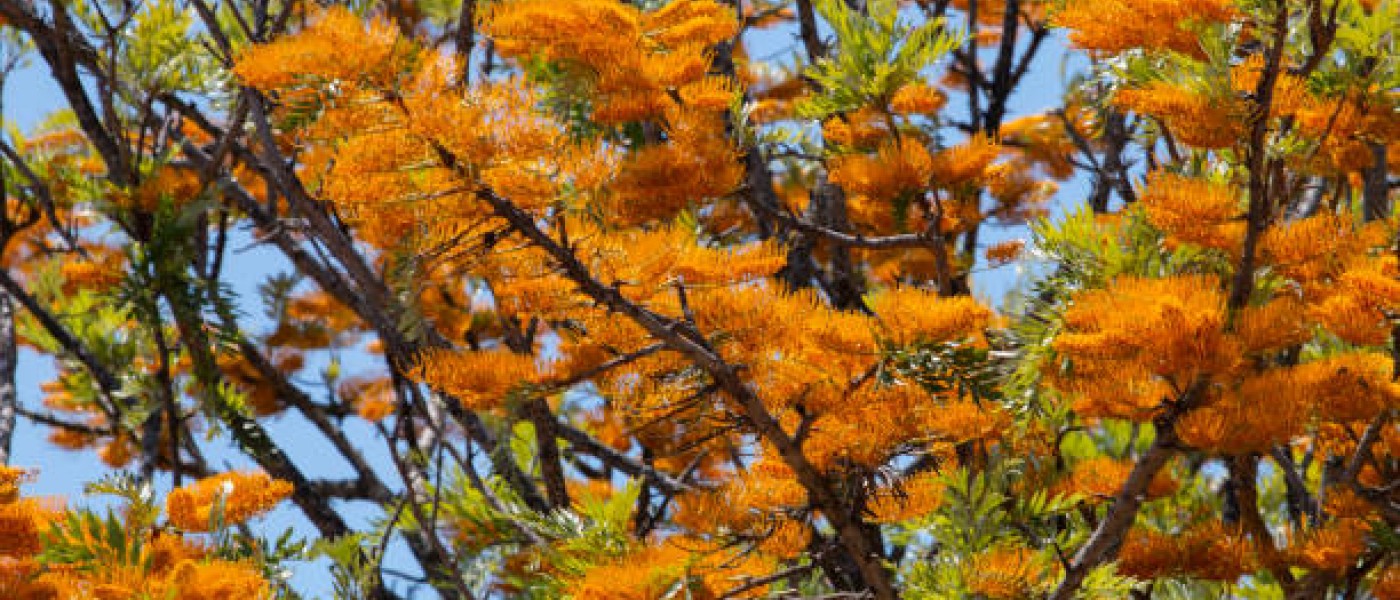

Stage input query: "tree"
[{"left": 0, "top": 0, "right": 1394, "bottom": 598}]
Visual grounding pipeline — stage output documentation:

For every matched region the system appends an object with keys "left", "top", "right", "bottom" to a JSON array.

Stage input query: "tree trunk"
[{"left": 0, "top": 291, "right": 16, "bottom": 465}]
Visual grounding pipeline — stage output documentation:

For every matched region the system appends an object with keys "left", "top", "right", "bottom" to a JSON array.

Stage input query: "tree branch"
[
  {"left": 472, "top": 184, "right": 898, "bottom": 599},
  {"left": 1050, "top": 384, "right": 1203, "bottom": 600}
]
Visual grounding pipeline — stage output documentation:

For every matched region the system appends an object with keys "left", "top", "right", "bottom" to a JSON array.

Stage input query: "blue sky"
[{"left": 1, "top": 11, "right": 1089, "bottom": 598}]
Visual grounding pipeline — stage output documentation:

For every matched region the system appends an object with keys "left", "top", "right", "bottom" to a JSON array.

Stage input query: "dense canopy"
[{"left": 0, "top": 0, "right": 1395, "bottom": 598}]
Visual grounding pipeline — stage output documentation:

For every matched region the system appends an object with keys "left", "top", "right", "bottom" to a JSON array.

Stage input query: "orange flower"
[
  {"left": 868, "top": 474, "right": 944, "bottom": 523},
  {"left": 984, "top": 239, "right": 1026, "bottom": 266},
  {"left": 0, "top": 467, "right": 30, "bottom": 504},
  {"left": 0, "top": 556, "right": 42, "bottom": 596},
  {"left": 340, "top": 376, "right": 397, "bottom": 421},
  {"left": 59, "top": 260, "right": 124, "bottom": 294},
  {"left": 1235, "top": 295, "right": 1312, "bottom": 353},
  {"left": 0, "top": 498, "right": 60, "bottom": 557},
  {"left": 1118, "top": 522, "right": 1257, "bottom": 581},
  {"left": 823, "top": 107, "right": 893, "bottom": 148},
  {"left": 679, "top": 76, "right": 738, "bottom": 111},
  {"left": 828, "top": 137, "right": 933, "bottom": 200},
  {"left": 1182, "top": 353, "right": 1399, "bottom": 454},
  {"left": 962, "top": 545, "right": 1054, "bottom": 599},
  {"left": 922, "top": 398, "right": 1013, "bottom": 444},
  {"left": 357, "top": 396, "right": 397, "bottom": 422},
  {"left": 233, "top": 6, "right": 411, "bottom": 90},
  {"left": 869, "top": 288, "right": 991, "bottom": 345},
  {"left": 165, "top": 559, "right": 273, "bottom": 600},
  {"left": 98, "top": 436, "right": 137, "bottom": 469},
  {"left": 1055, "top": 0, "right": 1237, "bottom": 57},
  {"left": 890, "top": 83, "right": 947, "bottom": 115},
  {"left": 567, "top": 544, "right": 688, "bottom": 600},
  {"left": 165, "top": 471, "right": 293, "bottom": 532},
  {"left": 1285, "top": 519, "right": 1369, "bottom": 574},
  {"left": 1140, "top": 173, "right": 1245, "bottom": 252},
  {"left": 1114, "top": 83, "right": 1243, "bottom": 149},
  {"left": 1052, "top": 275, "right": 1235, "bottom": 405},
  {"left": 927, "top": 135, "right": 1001, "bottom": 186},
  {"left": 410, "top": 348, "right": 542, "bottom": 411},
  {"left": 1051, "top": 457, "right": 1177, "bottom": 503},
  {"left": 147, "top": 532, "right": 207, "bottom": 573},
  {"left": 1371, "top": 565, "right": 1400, "bottom": 598}
]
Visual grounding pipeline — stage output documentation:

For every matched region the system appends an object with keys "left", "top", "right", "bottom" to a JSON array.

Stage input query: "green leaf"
[{"left": 797, "top": 0, "right": 963, "bottom": 120}]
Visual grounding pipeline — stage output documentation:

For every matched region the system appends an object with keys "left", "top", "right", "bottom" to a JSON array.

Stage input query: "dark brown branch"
[
  {"left": 473, "top": 185, "right": 898, "bottom": 599},
  {"left": 0, "top": 0, "right": 133, "bottom": 186},
  {"left": 235, "top": 338, "right": 394, "bottom": 503},
  {"left": 1344, "top": 411, "right": 1391, "bottom": 485},
  {"left": 306, "top": 479, "right": 398, "bottom": 503},
  {"left": 524, "top": 398, "right": 571, "bottom": 508},
  {"left": 0, "top": 269, "right": 124, "bottom": 404},
  {"left": 188, "top": 0, "right": 236, "bottom": 65},
  {"left": 0, "top": 291, "right": 14, "bottom": 465},
  {"left": 0, "top": 140, "right": 90, "bottom": 256},
  {"left": 1362, "top": 143, "right": 1390, "bottom": 222},
  {"left": 794, "top": 0, "right": 828, "bottom": 62},
  {"left": 546, "top": 343, "right": 667, "bottom": 391},
  {"left": 456, "top": 0, "right": 477, "bottom": 84},
  {"left": 1050, "top": 384, "right": 1203, "bottom": 600},
  {"left": 1006, "top": 26, "right": 1049, "bottom": 97},
  {"left": 720, "top": 561, "right": 820, "bottom": 598},
  {"left": 1227, "top": 455, "right": 1295, "bottom": 588},
  {"left": 17, "top": 407, "right": 115, "bottom": 436},
  {"left": 1297, "top": 0, "right": 1341, "bottom": 77},
  {"left": 242, "top": 91, "right": 418, "bottom": 355},
  {"left": 377, "top": 417, "right": 477, "bottom": 600},
  {"left": 960, "top": 0, "right": 981, "bottom": 131},
  {"left": 162, "top": 279, "right": 353, "bottom": 540},
  {"left": 748, "top": 197, "right": 934, "bottom": 249},
  {"left": 449, "top": 396, "right": 551, "bottom": 512},
  {"left": 1271, "top": 446, "right": 1321, "bottom": 526},
  {"left": 172, "top": 132, "right": 413, "bottom": 353},
  {"left": 556, "top": 422, "right": 692, "bottom": 495},
  {"left": 1227, "top": 1, "right": 1291, "bottom": 312},
  {"left": 983, "top": 0, "right": 1022, "bottom": 131}
]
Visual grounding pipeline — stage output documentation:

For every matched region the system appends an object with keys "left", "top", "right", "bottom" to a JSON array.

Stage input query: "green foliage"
[
  {"left": 886, "top": 340, "right": 1001, "bottom": 404},
  {"left": 64, "top": 473, "right": 305, "bottom": 596},
  {"left": 414, "top": 471, "right": 646, "bottom": 597},
  {"left": 903, "top": 466, "right": 1014, "bottom": 595},
  {"left": 39, "top": 508, "right": 149, "bottom": 572},
  {"left": 66, "top": 0, "right": 221, "bottom": 96},
  {"left": 126, "top": 0, "right": 218, "bottom": 93},
  {"left": 309, "top": 532, "right": 389, "bottom": 600},
  {"left": 257, "top": 272, "right": 302, "bottom": 324},
  {"left": 1333, "top": 0, "right": 1399, "bottom": 71},
  {"left": 1030, "top": 205, "right": 1233, "bottom": 288},
  {"left": 1076, "top": 564, "right": 1143, "bottom": 599},
  {"left": 85, "top": 471, "right": 162, "bottom": 530},
  {"left": 103, "top": 191, "right": 257, "bottom": 430},
  {"left": 525, "top": 56, "right": 610, "bottom": 142},
  {"left": 416, "top": 0, "right": 468, "bottom": 26},
  {"left": 899, "top": 444, "right": 1089, "bottom": 597},
  {"left": 797, "top": 0, "right": 962, "bottom": 119},
  {"left": 232, "top": 528, "right": 308, "bottom": 600}
]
